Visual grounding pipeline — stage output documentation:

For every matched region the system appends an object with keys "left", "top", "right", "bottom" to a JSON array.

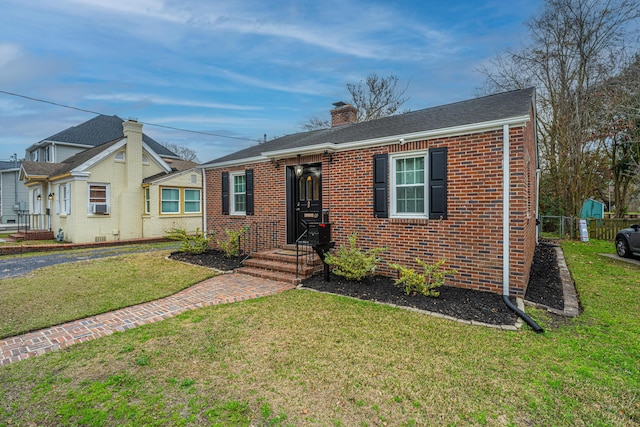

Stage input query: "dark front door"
[{"left": 287, "top": 164, "right": 322, "bottom": 243}]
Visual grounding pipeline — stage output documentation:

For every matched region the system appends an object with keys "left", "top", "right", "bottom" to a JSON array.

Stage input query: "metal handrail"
[
  {"left": 238, "top": 219, "right": 285, "bottom": 261},
  {"left": 295, "top": 229, "right": 315, "bottom": 277}
]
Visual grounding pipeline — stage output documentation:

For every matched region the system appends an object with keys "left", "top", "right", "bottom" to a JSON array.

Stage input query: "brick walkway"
[{"left": 0, "top": 274, "right": 294, "bottom": 366}]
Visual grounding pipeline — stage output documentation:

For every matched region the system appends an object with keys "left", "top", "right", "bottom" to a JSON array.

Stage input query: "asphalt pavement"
[{"left": 0, "top": 244, "right": 177, "bottom": 280}]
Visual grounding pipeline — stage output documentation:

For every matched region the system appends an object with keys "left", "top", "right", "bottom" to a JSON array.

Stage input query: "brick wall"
[{"left": 205, "top": 123, "right": 537, "bottom": 296}]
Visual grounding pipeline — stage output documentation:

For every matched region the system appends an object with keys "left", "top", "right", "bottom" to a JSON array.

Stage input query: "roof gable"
[{"left": 30, "top": 115, "right": 179, "bottom": 158}]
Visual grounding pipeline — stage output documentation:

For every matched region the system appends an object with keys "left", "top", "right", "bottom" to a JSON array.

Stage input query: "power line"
[{"left": 0, "top": 89, "right": 262, "bottom": 143}]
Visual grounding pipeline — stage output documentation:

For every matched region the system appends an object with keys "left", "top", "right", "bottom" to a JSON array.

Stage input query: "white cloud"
[{"left": 85, "top": 93, "right": 261, "bottom": 111}]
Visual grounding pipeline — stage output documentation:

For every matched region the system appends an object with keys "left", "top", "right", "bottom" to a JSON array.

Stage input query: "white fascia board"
[
  {"left": 27, "top": 140, "right": 92, "bottom": 152},
  {"left": 261, "top": 143, "right": 337, "bottom": 159},
  {"left": 147, "top": 167, "right": 201, "bottom": 185},
  {"left": 201, "top": 115, "right": 531, "bottom": 168},
  {"left": 202, "top": 156, "right": 267, "bottom": 169},
  {"left": 142, "top": 142, "right": 173, "bottom": 173},
  {"left": 70, "top": 139, "right": 126, "bottom": 173},
  {"left": 334, "top": 115, "right": 532, "bottom": 152}
]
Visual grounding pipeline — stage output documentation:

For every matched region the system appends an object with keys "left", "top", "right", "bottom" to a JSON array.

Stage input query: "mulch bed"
[
  {"left": 169, "top": 243, "right": 565, "bottom": 326},
  {"left": 169, "top": 250, "right": 244, "bottom": 271},
  {"left": 524, "top": 242, "right": 564, "bottom": 310}
]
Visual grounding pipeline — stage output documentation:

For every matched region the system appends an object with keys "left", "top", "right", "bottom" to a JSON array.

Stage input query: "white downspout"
[
  {"left": 503, "top": 124, "right": 510, "bottom": 298},
  {"left": 502, "top": 123, "right": 544, "bottom": 333},
  {"left": 201, "top": 166, "right": 208, "bottom": 236}
]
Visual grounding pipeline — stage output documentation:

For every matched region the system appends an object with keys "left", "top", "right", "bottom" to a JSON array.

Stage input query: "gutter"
[{"left": 502, "top": 124, "right": 544, "bottom": 333}]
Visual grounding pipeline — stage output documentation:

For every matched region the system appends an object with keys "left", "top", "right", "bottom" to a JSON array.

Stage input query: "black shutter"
[
  {"left": 373, "top": 154, "right": 388, "bottom": 218},
  {"left": 429, "top": 147, "right": 447, "bottom": 219},
  {"left": 221, "top": 171, "right": 229, "bottom": 215},
  {"left": 245, "top": 169, "right": 254, "bottom": 215}
]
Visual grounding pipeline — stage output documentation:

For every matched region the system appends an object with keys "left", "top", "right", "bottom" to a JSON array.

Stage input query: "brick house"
[{"left": 202, "top": 88, "right": 538, "bottom": 297}]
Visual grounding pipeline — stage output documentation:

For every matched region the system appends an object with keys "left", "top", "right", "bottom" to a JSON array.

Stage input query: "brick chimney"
[{"left": 330, "top": 102, "right": 357, "bottom": 127}]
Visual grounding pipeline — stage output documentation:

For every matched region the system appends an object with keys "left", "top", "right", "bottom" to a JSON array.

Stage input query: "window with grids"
[
  {"left": 184, "top": 189, "right": 201, "bottom": 213},
  {"left": 391, "top": 153, "right": 427, "bottom": 217},
  {"left": 161, "top": 188, "right": 180, "bottom": 214},
  {"left": 231, "top": 172, "right": 246, "bottom": 214}
]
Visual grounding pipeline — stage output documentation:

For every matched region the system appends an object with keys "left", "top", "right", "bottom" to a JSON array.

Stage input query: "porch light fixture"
[
  {"left": 36, "top": 194, "right": 42, "bottom": 201},
  {"left": 48, "top": 193, "right": 54, "bottom": 200},
  {"left": 294, "top": 164, "right": 304, "bottom": 177}
]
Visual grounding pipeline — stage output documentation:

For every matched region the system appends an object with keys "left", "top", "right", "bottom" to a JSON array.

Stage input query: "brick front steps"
[
  {"left": 238, "top": 246, "right": 324, "bottom": 285},
  {"left": 9, "top": 230, "right": 54, "bottom": 241}
]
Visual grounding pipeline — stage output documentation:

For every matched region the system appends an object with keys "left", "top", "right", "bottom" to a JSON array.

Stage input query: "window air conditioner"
[{"left": 92, "top": 204, "right": 108, "bottom": 214}]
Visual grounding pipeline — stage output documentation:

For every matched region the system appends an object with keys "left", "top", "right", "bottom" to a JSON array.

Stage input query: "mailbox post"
[{"left": 308, "top": 221, "right": 334, "bottom": 281}]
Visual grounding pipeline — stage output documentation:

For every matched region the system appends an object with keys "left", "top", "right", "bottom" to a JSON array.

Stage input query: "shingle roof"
[
  {"left": 22, "top": 138, "right": 122, "bottom": 178},
  {"left": 36, "top": 115, "right": 178, "bottom": 158},
  {"left": 203, "top": 88, "right": 535, "bottom": 166},
  {"left": 0, "top": 161, "right": 19, "bottom": 171}
]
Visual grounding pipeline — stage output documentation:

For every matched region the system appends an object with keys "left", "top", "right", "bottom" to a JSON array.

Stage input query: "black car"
[{"left": 615, "top": 224, "right": 640, "bottom": 258}]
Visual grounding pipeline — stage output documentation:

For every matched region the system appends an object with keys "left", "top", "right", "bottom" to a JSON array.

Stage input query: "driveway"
[
  {"left": 0, "top": 244, "right": 177, "bottom": 280},
  {"left": 600, "top": 253, "right": 640, "bottom": 266}
]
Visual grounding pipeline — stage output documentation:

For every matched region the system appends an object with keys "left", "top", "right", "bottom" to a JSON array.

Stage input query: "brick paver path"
[{"left": 1, "top": 274, "right": 294, "bottom": 366}]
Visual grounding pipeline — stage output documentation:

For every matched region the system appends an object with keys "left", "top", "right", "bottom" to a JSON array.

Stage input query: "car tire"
[{"left": 616, "top": 237, "right": 631, "bottom": 258}]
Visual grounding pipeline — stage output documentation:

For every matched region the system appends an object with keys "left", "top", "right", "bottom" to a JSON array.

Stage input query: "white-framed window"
[
  {"left": 88, "top": 183, "right": 110, "bottom": 214},
  {"left": 390, "top": 151, "right": 428, "bottom": 218},
  {"left": 44, "top": 146, "right": 51, "bottom": 162},
  {"left": 230, "top": 171, "right": 246, "bottom": 215},
  {"left": 184, "top": 189, "right": 201, "bottom": 213},
  {"left": 115, "top": 151, "right": 125, "bottom": 162},
  {"left": 142, "top": 154, "right": 149, "bottom": 164},
  {"left": 161, "top": 187, "right": 180, "bottom": 214},
  {"left": 144, "top": 187, "right": 151, "bottom": 214},
  {"left": 32, "top": 151, "right": 39, "bottom": 162},
  {"left": 58, "top": 183, "right": 71, "bottom": 215}
]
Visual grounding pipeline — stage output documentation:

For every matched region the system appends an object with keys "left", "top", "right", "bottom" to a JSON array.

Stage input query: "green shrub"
[
  {"left": 217, "top": 226, "right": 249, "bottom": 258},
  {"left": 389, "top": 258, "right": 457, "bottom": 297},
  {"left": 324, "top": 232, "right": 387, "bottom": 281},
  {"left": 165, "top": 228, "right": 211, "bottom": 254}
]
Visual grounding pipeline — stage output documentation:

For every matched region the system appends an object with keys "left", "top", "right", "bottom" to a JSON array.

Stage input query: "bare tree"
[
  {"left": 347, "top": 73, "right": 410, "bottom": 122},
  {"left": 301, "top": 73, "right": 410, "bottom": 130},
  {"left": 300, "top": 116, "right": 330, "bottom": 131},
  {"left": 592, "top": 55, "right": 640, "bottom": 216},
  {"left": 479, "top": 0, "right": 640, "bottom": 216},
  {"left": 161, "top": 142, "right": 199, "bottom": 162}
]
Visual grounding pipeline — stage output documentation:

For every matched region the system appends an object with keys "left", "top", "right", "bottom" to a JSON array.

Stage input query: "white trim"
[
  {"left": 229, "top": 170, "right": 247, "bottom": 215},
  {"left": 184, "top": 188, "right": 202, "bottom": 214},
  {"left": 160, "top": 187, "right": 181, "bottom": 214},
  {"left": 146, "top": 167, "right": 201, "bottom": 185},
  {"left": 87, "top": 183, "right": 110, "bottom": 215},
  {"left": 202, "top": 115, "right": 531, "bottom": 169},
  {"left": 262, "top": 143, "right": 336, "bottom": 159},
  {"left": 202, "top": 156, "right": 266, "bottom": 169},
  {"left": 503, "top": 124, "right": 510, "bottom": 297},
  {"left": 71, "top": 139, "right": 126, "bottom": 172},
  {"left": 142, "top": 142, "right": 172, "bottom": 173},
  {"left": 389, "top": 150, "right": 429, "bottom": 219}
]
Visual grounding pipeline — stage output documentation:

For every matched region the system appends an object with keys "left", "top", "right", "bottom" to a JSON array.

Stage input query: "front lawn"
[
  {"left": 0, "top": 250, "right": 215, "bottom": 338},
  {"left": 0, "top": 239, "right": 638, "bottom": 426}
]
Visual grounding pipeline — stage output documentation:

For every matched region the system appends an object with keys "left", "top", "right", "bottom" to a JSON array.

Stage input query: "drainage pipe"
[{"left": 502, "top": 124, "right": 544, "bottom": 333}]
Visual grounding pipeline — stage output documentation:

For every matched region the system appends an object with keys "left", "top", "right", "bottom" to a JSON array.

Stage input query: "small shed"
[{"left": 581, "top": 198, "right": 605, "bottom": 219}]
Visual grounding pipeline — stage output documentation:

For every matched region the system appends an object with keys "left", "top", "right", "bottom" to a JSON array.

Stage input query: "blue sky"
[{"left": 0, "top": 0, "right": 541, "bottom": 163}]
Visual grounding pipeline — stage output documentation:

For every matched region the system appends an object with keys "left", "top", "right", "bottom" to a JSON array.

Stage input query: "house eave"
[
  {"left": 261, "top": 143, "right": 337, "bottom": 159},
  {"left": 202, "top": 115, "right": 531, "bottom": 169},
  {"left": 202, "top": 156, "right": 267, "bottom": 169},
  {"left": 334, "top": 115, "right": 531, "bottom": 152}
]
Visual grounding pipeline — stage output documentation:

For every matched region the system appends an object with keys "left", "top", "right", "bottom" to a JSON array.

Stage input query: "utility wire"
[{"left": 0, "top": 89, "right": 262, "bottom": 143}]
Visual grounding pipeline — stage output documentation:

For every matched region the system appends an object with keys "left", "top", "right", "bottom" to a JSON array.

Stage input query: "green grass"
[
  {"left": 0, "top": 239, "right": 638, "bottom": 426},
  {"left": 0, "top": 250, "right": 214, "bottom": 338}
]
